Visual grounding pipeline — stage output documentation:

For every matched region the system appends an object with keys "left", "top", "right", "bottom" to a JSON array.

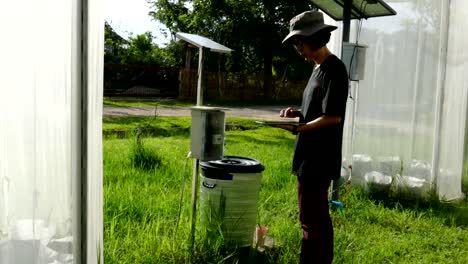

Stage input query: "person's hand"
[{"left": 279, "top": 107, "right": 300, "bottom": 118}]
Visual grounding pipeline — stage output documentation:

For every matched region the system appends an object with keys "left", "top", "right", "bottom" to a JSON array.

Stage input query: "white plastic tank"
[
  {"left": 199, "top": 156, "right": 264, "bottom": 247},
  {"left": 351, "top": 154, "right": 373, "bottom": 186}
]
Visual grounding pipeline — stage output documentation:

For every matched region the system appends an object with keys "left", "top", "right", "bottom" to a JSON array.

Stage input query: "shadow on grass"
[
  {"left": 193, "top": 246, "right": 288, "bottom": 264},
  {"left": 103, "top": 126, "right": 190, "bottom": 138},
  {"left": 363, "top": 189, "right": 468, "bottom": 228},
  {"left": 104, "top": 122, "right": 263, "bottom": 139},
  {"left": 226, "top": 134, "right": 294, "bottom": 147}
]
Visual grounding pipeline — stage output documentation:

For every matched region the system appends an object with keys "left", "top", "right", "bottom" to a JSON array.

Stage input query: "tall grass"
[{"left": 104, "top": 117, "right": 468, "bottom": 263}]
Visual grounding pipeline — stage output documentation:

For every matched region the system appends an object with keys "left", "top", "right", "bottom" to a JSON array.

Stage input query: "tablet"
[{"left": 255, "top": 121, "right": 304, "bottom": 127}]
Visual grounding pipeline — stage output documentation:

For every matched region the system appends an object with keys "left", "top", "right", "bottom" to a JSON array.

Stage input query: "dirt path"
[{"left": 103, "top": 106, "right": 297, "bottom": 121}]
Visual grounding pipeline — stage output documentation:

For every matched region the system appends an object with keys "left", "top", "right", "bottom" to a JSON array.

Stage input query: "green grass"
[{"left": 104, "top": 117, "right": 468, "bottom": 263}]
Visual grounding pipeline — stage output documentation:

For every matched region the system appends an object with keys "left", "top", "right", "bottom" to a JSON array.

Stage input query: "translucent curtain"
[
  {"left": 436, "top": 0, "right": 468, "bottom": 200},
  {"left": 0, "top": 0, "right": 104, "bottom": 263},
  {"left": 0, "top": 1, "right": 78, "bottom": 263},
  {"left": 84, "top": 0, "right": 105, "bottom": 263},
  {"left": 323, "top": 14, "right": 343, "bottom": 58},
  {"left": 345, "top": 0, "right": 465, "bottom": 200}
]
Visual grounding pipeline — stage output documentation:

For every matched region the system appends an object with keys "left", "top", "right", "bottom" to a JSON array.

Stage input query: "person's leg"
[{"left": 297, "top": 176, "right": 333, "bottom": 264}]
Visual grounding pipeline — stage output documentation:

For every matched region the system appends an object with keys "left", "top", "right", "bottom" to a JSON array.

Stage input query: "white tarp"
[
  {"left": 337, "top": 0, "right": 467, "bottom": 201},
  {"left": 0, "top": 0, "right": 103, "bottom": 263}
]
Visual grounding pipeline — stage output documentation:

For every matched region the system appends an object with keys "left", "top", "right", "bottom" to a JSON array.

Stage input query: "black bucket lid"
[{"left": 200, "top": 156, "right": 265, "bottom": 174}]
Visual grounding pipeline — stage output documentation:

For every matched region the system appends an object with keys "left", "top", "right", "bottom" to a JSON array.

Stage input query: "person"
[{"left": 279, "top": 10, "right": 349, "bottom": 264}]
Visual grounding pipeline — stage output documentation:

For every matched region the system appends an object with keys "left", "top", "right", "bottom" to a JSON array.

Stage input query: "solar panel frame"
[
  {"left": 310, "top": 0, "right": 397, "bottom": 21},
  {"left": 176, "top": 32, "right": 233, "bottom": 54}
]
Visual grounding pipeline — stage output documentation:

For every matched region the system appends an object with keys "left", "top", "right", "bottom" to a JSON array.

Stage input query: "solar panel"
[
  {"left": 176, "top": 32, "right": 233, "bottom": 54},
  {"left": 310, "top": 0, "right": 396, "bottom": 21}
]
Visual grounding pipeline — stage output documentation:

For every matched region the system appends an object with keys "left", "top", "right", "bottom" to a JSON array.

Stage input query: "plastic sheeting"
[
  {"left": 84, "top": 0, "right": 105, "bottom": 263},
  {"left": 340, "top": 0, "right": 467, "bottom": 201},
  {"left": 0, "top": 0, "right": 104, "bottom": 263}
]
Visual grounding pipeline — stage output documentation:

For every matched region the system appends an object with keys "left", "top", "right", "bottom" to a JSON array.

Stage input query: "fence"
[
  {"left": 104, "top": 64, "right": 307, "bottom": 101},
  {"left": 104, "top": 64, "right": 179, "bottom": 97},
  {"left": 178, "top": 69, "right": 307, "bottom": 102}
]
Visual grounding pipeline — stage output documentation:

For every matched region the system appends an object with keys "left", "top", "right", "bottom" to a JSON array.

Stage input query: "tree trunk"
[
  {"left": 217, "top": 53, "right": 223, "bottom": 98},
  {"left": 263, "top": 52, "right": 273, "bottom": 100},
  {"left": 262, "top": 26, "right": 273, "bottom": 100}
]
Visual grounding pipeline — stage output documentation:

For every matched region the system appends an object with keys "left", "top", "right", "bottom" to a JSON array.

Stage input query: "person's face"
[{"left": 293, "top": 39, "right": 319, "bottom": 63}]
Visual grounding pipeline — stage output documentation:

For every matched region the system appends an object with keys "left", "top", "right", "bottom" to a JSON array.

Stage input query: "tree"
[
  {"left": 104, "top": 21, "right": 129, "bottom": 63},
  {"left": 105, "top": 22, "right": 183, "bottom": 67},
  {"left": 147, "top": 0, "right": 317, "bottom": 99},
  {"left": 120, "top": 32, "right": 161, "bottom": 65}
]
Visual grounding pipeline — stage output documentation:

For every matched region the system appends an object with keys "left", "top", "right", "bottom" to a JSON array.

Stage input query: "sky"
[
  {"left": 104, "top": 0, "right": 406, "bottom": 47},
  {"left": 104, "top": 0, "right": 170, "bottom": 46}
]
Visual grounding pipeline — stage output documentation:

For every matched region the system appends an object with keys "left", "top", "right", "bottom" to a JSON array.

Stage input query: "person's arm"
[
  {"left": 296, "top": 115, "right": 341, "bottom": 133},
  {"left": 275, "top": 115, "right": 340, "bottom": 134}
]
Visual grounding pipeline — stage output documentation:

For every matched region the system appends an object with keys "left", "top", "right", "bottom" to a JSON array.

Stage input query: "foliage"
[
  {"left": 104, "top": 22, "right": 129, "bottom": 63},
  {"left": 120, "top": 32, "right": 159, "bottom": 65},
  {"left": 104, "top": 21, "right": 183, "bottom": 67},
  {"left": 147, "top": 0, "right": 319, "bottom": 98}
]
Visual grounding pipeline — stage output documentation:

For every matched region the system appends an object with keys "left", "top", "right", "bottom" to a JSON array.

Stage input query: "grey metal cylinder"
[{"left": 190, "top": 107, "right": 225, "bottom": 161}]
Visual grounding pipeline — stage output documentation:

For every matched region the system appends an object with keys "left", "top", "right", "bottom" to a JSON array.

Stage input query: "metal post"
[
  {"left": 431, "top": 1, "right": 450, "bottom": 194},
  {"left": 342, "top": 0, "right": 352, "bottom": 42},
  {"left": 190, "top": 159, "right": 200, "bottom": 252},
  {"left": 333, "top": 0, "right": 353, "bottom": 202},
  {"left": 196, "top": 47, "right": 204, "bottom": 106},
  {"left": 190, "top": 46, "right": 205, "bottom": 253}
]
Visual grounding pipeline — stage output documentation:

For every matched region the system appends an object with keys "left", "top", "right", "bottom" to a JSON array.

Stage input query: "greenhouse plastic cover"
[
  {"left": 0, "top": 0, "right": 104, "bottom": 263},
  {"left": 329, "top": 0, "right": 468, "bottom": 201}
]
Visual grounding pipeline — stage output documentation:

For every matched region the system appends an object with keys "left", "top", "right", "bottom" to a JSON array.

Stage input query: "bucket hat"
[{"left": 282, "top": 10, "right": 337, "bottom": 43}]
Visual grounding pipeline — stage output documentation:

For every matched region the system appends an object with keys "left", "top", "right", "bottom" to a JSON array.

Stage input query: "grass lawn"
[{"left": 103, "top": 116, "right": 468, "bottom": 264}]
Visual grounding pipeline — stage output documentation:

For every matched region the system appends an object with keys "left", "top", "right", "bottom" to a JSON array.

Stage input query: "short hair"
[{"left": 294, "top": 29, "right": 331, "bottom": 51}]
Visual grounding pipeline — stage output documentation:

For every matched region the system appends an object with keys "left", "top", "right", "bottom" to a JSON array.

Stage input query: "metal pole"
[
  {"left": 431, "top": 1, "right": 450, "bottom": 194},
  {"left": 190, "top": 159, "right": 200, "bottom": 252},
  {"left": 190, "top": 46, "right": 204, "bottom": 254},
  {"left": 333, "top": 0, "right": 353, "bottom": 202},
  {"left": 342, "top": 0, "right": 352, "bottom": 42},
  {"left": 196, "top": 47, "right": 204, "bottom": 106}
]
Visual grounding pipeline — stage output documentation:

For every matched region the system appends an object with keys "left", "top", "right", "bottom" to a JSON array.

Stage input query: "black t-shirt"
[{"left": 292, "top": 54, "right": 349, "bottom": 180}]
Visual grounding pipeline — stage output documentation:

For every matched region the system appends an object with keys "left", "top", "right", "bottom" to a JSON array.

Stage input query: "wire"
[
  {"left": 356, "top": 0, "right": 367, "bottom": 44},
  {"left": 173, "top": 151, "right": 192, "bottom": 240},
  {"left": 347, "top": 1, "right": 368, "bottom": 83}
]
